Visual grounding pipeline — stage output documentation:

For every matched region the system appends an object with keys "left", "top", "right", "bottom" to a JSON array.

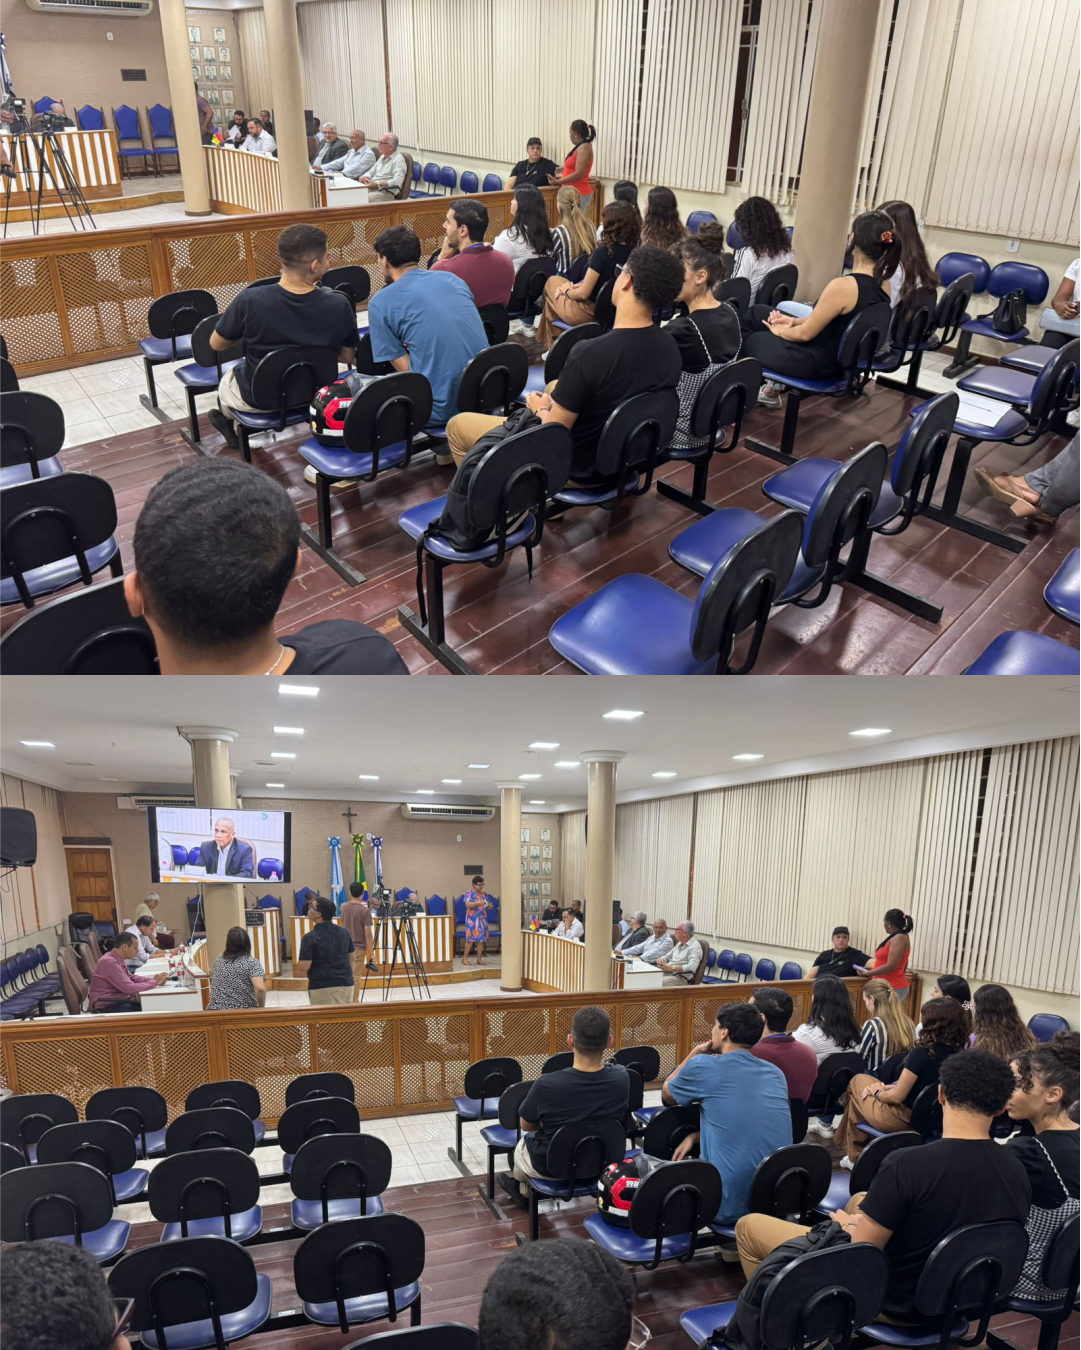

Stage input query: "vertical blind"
[
  {"left": 296, "top": 0, "right": 388, "bottom": 140},
  {"left": 614, "top": 795, "right": 695, "bottom": 922},
  {"left": 560, "top": 810, "right": 587, "bottom": 902},
  {"left": 410, "top": 0, "right": 494, "bottom": 159},
  {"left": 235, "top": 9, "right": 272, "bottom": 121},
  {"left": 0, "top": 775, "right": 69, "bottom": 944},
  {"left": 590, "top": 0, "right": 646, "bottom": 181},
  {"left": 384, "top": 0, "right": 418, "bottom": 147}
]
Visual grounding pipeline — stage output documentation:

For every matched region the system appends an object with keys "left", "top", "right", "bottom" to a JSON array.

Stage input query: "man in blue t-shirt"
[
  {"left": 663, "top": 1000, "right": 791, "bottom": 1224},
  {"left": 368, "top": 224, "right": 488, "bottom": 459}
]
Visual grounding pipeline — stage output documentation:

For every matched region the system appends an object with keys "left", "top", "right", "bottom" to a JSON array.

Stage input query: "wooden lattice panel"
[
  {"left": 789, "top": 989, "right": 811, "bottom": 1029},
  {"left": 399, "top": 1011, "right": 470, "bottom": 1106},
  {"left": 622, "top": 998, "right": 682, "bottom": 1080},
  {"left": 553, "top": 1000, "right": 620, "bottom": 1050},
  {"left": 1, "top": 257, "right": 66, "bottom": 366},
  {"left": 483, "top": 1005, "right": 551, "bottom": 1080},
  {"left": 164, "top": 231, "right": 250, "bottom": 307},
  {"left": 57, "top": 243, "right": 154, "bottom": 355},
  {"left": 117, "top": 1028, "right": 210, "bottom": 1122},
  {"left": 224, "top": 1022, "right": 313, "bottom": 1122},
  {"left": 8, "top": 1035, "right": 113, "bottom": 1115},
  {"left": 312, "top": 1018, "right": 395, "bottom": 1114}
]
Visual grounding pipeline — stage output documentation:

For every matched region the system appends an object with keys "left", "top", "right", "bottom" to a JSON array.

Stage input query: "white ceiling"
[{"left": 1, "top": 676, "right": 1077, "bottom": 810}]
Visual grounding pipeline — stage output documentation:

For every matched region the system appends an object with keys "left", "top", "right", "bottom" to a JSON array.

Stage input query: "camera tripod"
[
  {"left": 360, "top": 908, "right": 431, "bottom": 1002},
  {"left": 2, "top": 126, "right": 96, "bottom": 239}
]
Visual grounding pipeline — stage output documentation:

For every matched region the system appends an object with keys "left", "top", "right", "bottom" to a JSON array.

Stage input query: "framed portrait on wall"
[
  {"left": 542, "top": 845, "right": 552, "bottom": 859},
  {"left": 189, "top": 44, "right": 200, "bottom": 62},
  {"left": 188, "top": 24, "right": 200, "bottom": 43},
  {"left": 529, "top": 845, "right": 540, "bottom": 858},
  {"left": 213, "top": 25, "right": 227, "bottom": 41},
  {"left": 221, "top": 89, "right": 234, "bottom": 104},
  {"left": 520, "top": 828, "right": 530, "bottom": 843},
  {"left": 206, "top": 90, "right": 220, "bottom": 105},
  {"left": 541, "top": 860, "right": 552, "bottom": 875},
  {"left": 540, "top": 828, "right": 551, "bottom": 843},
  {"left": 520, "top": 845, "right": 527, "bottom": 858},
  {"left": 191, "top": 65, "right": 201, "bottom": 81},
  {"left": 541, "top": 882, "right": 551, "bottom": 896},
  {"left": 204, "top": 64, "right": 217, "bottom": 81},
  {"left": 529, "top": 860, "right": 539, "bottom": 875},
  {"left": 218, "top": 46, "right": 230, "bottom": 62},
  {"left": 203, "top": 45, "right": 216, "bottom": 60},
  {"left": 520, "top": 861, "right": 527, "bottom": 875},
  {"left": 223, "top": 108, "right": 234, "bottom": 123},
  {"left": 528, "top": 883, "right": 539, "bottom": 897},
  {"left": 220, "top": 65, "right": 233, "bottom": 82}
]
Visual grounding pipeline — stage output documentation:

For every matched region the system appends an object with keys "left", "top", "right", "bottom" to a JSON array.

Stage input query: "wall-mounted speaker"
[{"left": 0, "top": 807, "right": 37, "bottom": 868}]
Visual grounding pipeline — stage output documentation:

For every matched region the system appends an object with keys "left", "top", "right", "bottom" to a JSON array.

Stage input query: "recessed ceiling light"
[
  {"left": 20, "top": 741, "right": 55, "bottom": 748},
  {"left": 732, "top": 753, "right": 764, "bottom": 761},
  {"left": 357, "top": 774, "right": 380, "bottom": 781},
  {"left": 602, "top": 709, "right": 644, "bottom": 720},
  {"left": 278, "top": 683, "right": 319, "bottom": 696},
  {"left": 528, "top": 800, "right": 546, "bottom": 805},
  {"left": 270, "top": 752, "right": 296, "bottom": 759},
  {"left": 98, "top": 776, "right": 119, "bottom": 782},
  {"left": 849, "top": 727, "right": 892, "bottom": 738},
  {"left": 554, "top": 760, "right": 581, "bottom": 768},
  {"left": 266, "top": 782, "right": 285, "bottom": 788},
  {"left": 652, "top": 771, "right": 678, "bottom": 779},
  {"left": 519, "top": 773, "right": 542, "bottom": 780},
  {"left": 415, "top": 789, "right": 435, "bottom": 795},
  {"left": 529, "top": 741, "right": 561, "bottom": 750},
  {"left": 273, "top": 726, "right": 304, "bottom": 736},
  {"left": 467, "top": 763, "right": 491, "bottom": 770},
  {"left": 441, "top": 778, "right": 462, "bottom": 784}
]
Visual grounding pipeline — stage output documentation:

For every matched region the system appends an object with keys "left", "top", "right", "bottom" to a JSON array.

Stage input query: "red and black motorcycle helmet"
[
  {"left": 310, "top": 369, "right": 368, "bottom": 443},
  {"left": 596, "top": 1155, "right": 647, "bottom": 1227}
]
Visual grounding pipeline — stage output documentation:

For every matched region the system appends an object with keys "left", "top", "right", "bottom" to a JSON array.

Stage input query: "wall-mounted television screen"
[{"left": 148, "top": 807, "right": 291, "bottom": 884}]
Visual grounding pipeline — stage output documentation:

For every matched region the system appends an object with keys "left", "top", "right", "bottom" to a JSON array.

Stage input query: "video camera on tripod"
[{"left": 3, "top": 96, "right": 30, "bottom": 135}]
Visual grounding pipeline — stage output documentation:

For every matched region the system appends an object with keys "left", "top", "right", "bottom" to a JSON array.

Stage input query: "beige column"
[
  {"left": 263, "top": 0, "right": 311, "bottom": 211},
  {"left": 157, "top": 0, "right": 211, "bottom": 216},
  {"left": 793, "top": 0, "right": 882, "bottom": 302},
  {"left": 496, "top": 783, "right": 523, "bottom": 992},
  {"left": 179, "top": 726, "right": 245, "bottom": 960},
  {"left": 581, "top": 751, "right": 625, "bottom": 993}
]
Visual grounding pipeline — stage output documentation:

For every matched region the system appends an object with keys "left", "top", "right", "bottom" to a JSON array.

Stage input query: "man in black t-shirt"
[
  {"left": 735, "top": 1051, "right": 1031, "bottom": 1321},
  {"left": 808, "top": 926, "right": 869, "bottom": 979},
  {"left": 124, "top": 459, "right": 409, "bottom": 675},
  {"left": 501, "top": 1006, "right": 629, "bottom": 1207},
  {"left": 299, "top": 896, "right": 355, "bottom": 1004},
  {"left": 507, "top": 137, "right": 558, "bottom": 189},
  {"left": 209, "top": 223, "right": 357, "bottom": 448}
]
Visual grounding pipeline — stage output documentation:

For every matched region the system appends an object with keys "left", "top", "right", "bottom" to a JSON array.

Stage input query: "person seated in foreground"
[
  {"left": 124, "top": 459, "right": 409, "bottom": 674},
  {"left": 748, "top": 986, "right": 818, "bottom": 1102},
  {"left": 612, "top": 179, "right": 642, "bottom": 228},
  {"left": 478, "top": 1237, "right": 633, "bottom": 1350},
  {"left": 432, "top": 197, "right": 515, "bottom": 307},
  {"left": 614, "top": 909, "right": 650, "bottom": 954},
  {"left": 1038, "top": 256, "right": 1080, "bottom": 349},
  {"left": 640, "top": 185, "right": 686, "bottom": 250},
  {"left": 656, "top": 918, "right": 703, "bottom": 985},
  {"left": 735, "top": 1051, "right": 1031, "bottom": 1323},
  {"left": 730, "top": 195, "right": 795, "bottom": 303},
  {"left": 310, "top": 120, "right": 348, "bottom": 166},
  {"left": 357, "top": 131, "right": 407, "bottom": 200},
  {"left": 808, "top": 925, "right": 869, "bottom": 979},
  {"left": 639, "top": 917, "right": 674, "bottom": 965},
  {"left": 507, "top": 136, "right": 558, "bottom": 190},
  {"left": 535, "top": 199, "right": 641, "bottom": 348},
  {"left": 664, "top": 1001, "right": 791, "bottom": 1223},
  {"left": 555, "top": 908, "right": 584, "bottom": 940},
  {"left": 667, "top": 227, "right": 741, "bottom": 446},
  {"left": 975, "top": 433, "right": 1079, "bottom": 526},
  {"left": 209, "top": 222, "right": 357, "bottom": 445},
  {"left": 241, "top": 116, "right": 276, "bottom": 155},
  {"left": 368, "top": 224, "right": 489, "bottom": 452},
  {"left": 551, "top": 184, "right": 597, "bottom": 276},
  {"left": 445, "top": 244, "right": 683, "bottom": 482},
  {"left": 494, "top": 184, "right": 556, "bottom": 277},
  {"left": 87, "top": 930, "right": 168, "bottom": 1012},
  {"left": 792, "top": 973, "right": 862, "bottom": 1064},
  {"left": 2, "top": 1241, "right": 135, "bottom": 1350},
  {"left": 315, "top": 127, "right": 374, "bottom": 180},
  {"left": 502, "top": 1005, "right": 630, "bottom": 1205}
]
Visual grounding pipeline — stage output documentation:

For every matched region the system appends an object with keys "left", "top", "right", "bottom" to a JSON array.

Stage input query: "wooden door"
[{"left": 64, "top": 848, "right": 117, "bottom": 926}]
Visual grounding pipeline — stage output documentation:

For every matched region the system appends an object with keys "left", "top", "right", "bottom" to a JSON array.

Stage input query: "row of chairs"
[
  {"left": 0, "top": 944, "right": 61, "bottom": 1019},
  {"left": 55, "top": 99, "right": 182, "bottom": 177},
  {"left": 410, "top": 162, "right": 503, "bottom": 197}
]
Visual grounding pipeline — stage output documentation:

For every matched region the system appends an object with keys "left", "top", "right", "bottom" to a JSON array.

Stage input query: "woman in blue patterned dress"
[{"left": 462, "top": 874, "right": 492, "bottom": 968}]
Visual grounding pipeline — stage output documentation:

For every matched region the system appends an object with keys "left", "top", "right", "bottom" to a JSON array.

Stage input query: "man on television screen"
[{"left": 197, "top": 817, "right": 255, "bottom": 878}]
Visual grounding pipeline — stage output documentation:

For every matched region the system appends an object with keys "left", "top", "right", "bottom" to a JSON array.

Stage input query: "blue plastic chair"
[
  {"left": 1028, "top": 1013, "right": 1072, "bottom": 1043},
  {"left": 145, "top": 104, "right": 179, "bottom": 173},
  {"left": 0, "top": 390, "right": 65, "bottom": 488},
  {"left": 947, "top": 261, "right": 1050, "bottom": 378},
  {"left": 421, "top": 161, "right": 440, "bottom": 194},
  {"left": 779, "top": 961, "right": 803, "bottom": 980},
  {"left": 111, "top": 104, "right": 156, "bottom": 177},
  {"left": 726, "top": 221, "right": 744, "bottom": 250},
  {"left": 1044, "top": 550, "right": 1080, "bottom": 626},
  {"left": 452, "top": 1058, "right": 522, "bottom": 1162},
  {"left": 686, "top": 210, "right": 718, "bottom": 235},
  {"left": 33, "top": 96, "right": 60, "bottom": 113},
  {"left": 584, "top": 1160, "right": 722, "bottom": 1270},
  {"left": 439, "top": 165, "right": 458, "bottom": 195},
  {"left": 425, "top": 894, "right": 447, "bottom": 917},
  {"left": 460, "top": 170, "right": 479, "bottom": 194},
  {"left": 1001, "top": 344, "right": 1060, "bottom": 376},
  {"left": 733, "top": 953, "right": 752, "bottom": 981},
  {"left": 1, "top": 1159, "right": 130, "bottom": 1261},
  {"left": 76, "top": 104, "right": 105, "bottom": 131},
  {"left": 1, "top": 473, "right": 122, "bottom": 611},
  {"left": 138, "top": 288, "right": 218, "bottom": 413},
  {"left": 755, "top": 958, "right": 776, "bottom": 981},
  {"left": 482, "top": 173, "right": 502, "bottom": 192},
  {"left": 716, "top": 949, "right": 736, "bottom": 981}
]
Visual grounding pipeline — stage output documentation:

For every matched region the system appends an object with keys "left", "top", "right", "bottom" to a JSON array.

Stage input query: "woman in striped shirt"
[{"left": 860, "top": 977, "right": 916, "bottom": 1074}]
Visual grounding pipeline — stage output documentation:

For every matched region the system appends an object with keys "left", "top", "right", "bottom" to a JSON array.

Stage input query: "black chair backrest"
[
  {"left": 457, "top": 342, "right": 529, "bottom": 415},
  {"left": 836, "top": 305, "right": 891, "bottom": 389},
  {"left": 0, "top": 391, "right": 64, "bottom": 474},
  {"left": 757, "top": 263, "right": 799, "bottom": 308},
  {"left": 185, "top": 1079, "right": 262, "bottom": 1121},
  {"left": 1042, "top": 1213, "right": 1080, "bottom": 1296},
  {"left": 760, "top": 1242, "right": 890, "bottom": 1349},
  {"left": 746, "top": 1142, "right": 832, "bottom": 1218},
  {"left": 358, "top": 1326, "right": 480, "bottom": 1350},
  {"left": 909, "top": 1083, "right": 944, "bottom": 1140},
  {"left": 86, "top": 1086, "right": 168, "bottom": 1157},
  {"left": 1, "top": 472, "right": 118, "bottom": 604},
  {"left": 611, "top": 1045, "right": 661, "bottom": 1083},
  {"left": 477, "top": 303, "right": 510, "bottom": 345},
  {"left": 146, "top": 288, "right": 218, "bottom": 357},
  {"left": 642, "top": 1104, "right": 701, "bottom": 1160},
  {"left": 69, "top": 913, "right": 95, "bottom": 944},
  {"left": 189, "top": 312, "right": 243, "bottom": 370},
  {"left": 802, "top": 441, "right": 887, "bottom": 572},
  {"left": 913, "top": 1221, "right": 1029, "bottom": 1326},
  {"left": 108, "top": 1235, "right": 260, "bottom": 1339},
  {"left": 688, "top": 356, "right": 762, "bottom": 450},
  {"left": 877, "top": 1050, "right": 908, "bottom": 1085},
  {"left": 248, "top": 345, "right": 341, "bottom": 418},
  {"left": 165, "top": 1106, "right": 256, "bottom": 1156},
  {"left": 147, "top": 1147, "right": 260, "bottom": 1232},
  {"left": 933, "top": 271, "right": 975, "bottom": 344},
  {"left": 892, "top": 390, "right": 957, "bottom": 501},
  {"left": 463, "top": 1056, "right": 523, "bottom": 1101},
  {"left": 509, "top": 257, "right": 557, "bottom": 312},
  {"left": 465, "top": 422, "right": 573, "bottom": 545},
  {"left": 628, "top": 1158, "right": 722, "bottom": 1241},
  {"left": 541, "top": 1051, "right": 574, "bottom": 1076},
  {"left": 1029, "top": 338, "right": 1080, "bottom": 427},
  {"left": 689, "top": 508, "right": 804, "bottom": 671},
  {"left": 807, "top": 1051, "right": 865, "bottom": 1112},
  {"left": 0, "top": 1159, "right": 112, "bottom": 1242},
  {"left": 0, "top": 1141, "right": 26, "bottom": 1173},
  {"left": 290, "top": 1132, "right": 393, "bottom": 1217},
  {"left": 592, "top": 388, "right": 679, "bottom": 480},
  {"left": 543, "top": 322, "right": 602, "bottom": 383},
  {"left": 849, "top": 1130, "right": 922, "bottom": 1195},
  {"left": 0, "top": 575, "right": 157, "bottom": 675},
  {"left": 1, "top": 1092, "right": 78, "bottom": 1160},
  {"left": 354, "top": 331, "right": 397, "bottom": 376},
  {"left": 717, "top": 276, "right": 752, "bottom": 315},
  {"left": 789, "top": 1097, "right": 809, "bottom": 1144},
  {"left": 293, "top": 1213, "right": 425, "bottom": 1330},
  {"left": 343, "top": 372, "right": 433, "bottom": 468},
  {"left": 277, "top": 1096, "right": 360, "bottom": 1155},
  {"left": 593, "top": 279, "right": 616, "bottom": 330},
  {"left": 496, "top": 1080, "right": 533, "bottom": 1132},
  {"left": 544, "top": 1117, "right": 626, "bottom": 1183},
  {"left": 285, "top": 1071, "right": 357, "bottom": 1107},
  {"left": 886, "top": 285, "right": 936, "bottom": 354},
  {"left": 322, "top": 265, "right": 372, "bottom": 310},
  {"left": 36, "top": 1119, "right": 136, "bottom": 1181},
  {"left": 0, "top": 357, "right": 18, "bottom": 392}
]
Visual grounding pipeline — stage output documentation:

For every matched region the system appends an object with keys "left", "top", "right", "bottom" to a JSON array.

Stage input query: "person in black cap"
[{"left": 808, "top": 926, "right": 869, "bottom": 979}]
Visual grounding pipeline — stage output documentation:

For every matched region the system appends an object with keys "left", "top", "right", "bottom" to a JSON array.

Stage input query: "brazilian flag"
[{"left": 351, "top": 834, "right": 367, "bottom": 899}]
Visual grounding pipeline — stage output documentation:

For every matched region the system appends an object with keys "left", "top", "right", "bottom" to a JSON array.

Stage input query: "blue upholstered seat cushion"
[
  {"left": 112, "top": 1166, "right": 149, "bottom": 1201},
  {"left": 527, "top": 1175, "right": 599, "bottom": 1198},
  {"left": 957, "top": 366, "right": 1036, "bottom": 405},
  {"left": 140, "top": 1271, "right": 272, "bottom": 1349},
  {"left": 762, "top": 458, "right": 901, "bottom": 530},
  {"left": 680, "top": 1300, "right": 739, "bottom": 1345},
  {"left": 964, "top": 631, "right": 1080, "bottom": 676},
  {"left": 398, "top": 498, "right": 537, "bottom": 562},
  {"left": 161, "top": 1205, "right": 262, "bottom": 1243},
  {"left": 49, "top": 1219, "right": 130, "bottom": 1263},
  {"left": 253, "top": 1120, "right": 266, "bottom": 1145},
  {"left": 1044, "top": 549, "right": 1080, "bottom": 625},
  {"left": 298, "top": 436, "right": 409, "bottom": 480},
  {"left": 961, "top": 317, "right": 1029, "bottom": 343},
  {"left": 138, "top": 335, "right": 194, "bottom": 362},
  {"left": 551, "top": 473, "right": 638, "bottom": 506},
  {"left": 479, "top": 1124, "right": 518, "bottom": 1150},
  {"left": 0, "top": 537, "right": 119, "bottom": 606},
  {"left": 282, "top": 1153, "right": 296, "bottom": 1174},
  {"left": 302, "top": 1280, "right": 421, "bottom": 1326},
  {"left": 761, "top": 368, "right": 850, "bottom": 396},
  {"left": 0, "top": 457, "right": 63, "bottom": 488},
  {"left": 548, "top": 574, "right": 718, "bottom": 676},
  {"left": 813, "top": 1171, "right": 853, "bottom": 1216},
  {"left": 453, "top": 1095, "right": 501, "bottom": 1121},
  {"left": 1001, "top": 346, "right": 1058, "bottom": 375},
  {"left": 174, "top": 358, "right": 241, "bottom": 390},
  {"left": 138, "top": 1128, "right": 167, "bottom": 1158},
  {"left": 859, "top": 1315, "right": 968, "bottom": 1346},
  {"left": 232, "top": 407, "right": 309, "bottom": 431},
  {"left": 633, "top": 1107, "right": 662, "bottom": 1126},
  {"left": 290, "top": 1195, "right": 385, "bottom": 1230},
  {"left": 583, "top": 1212, "right": 694, "bottom": 1262},
  {"left": 908, "top": 395, "right": 1028, "bottom": 443},
  {"left": 523, "top": 365, "right": 547, "bottom": 395}
]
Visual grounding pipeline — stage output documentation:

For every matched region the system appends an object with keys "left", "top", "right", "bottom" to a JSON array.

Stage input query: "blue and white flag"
[
  {"left": 0, "top": 35, "right": 14, "bottom": 98},
  {"left": 328, "top": 835, "right": 345, "bottom": 912},
  {"left": 371, "top": 835, "right": 384, "bottom": 887}
]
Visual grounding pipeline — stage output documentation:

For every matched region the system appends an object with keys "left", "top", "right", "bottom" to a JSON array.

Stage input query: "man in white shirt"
[
  {"left": 358, "top": 132, "right": 407, "bottom": 202},
  {"left": 658, "top": 920, "right": 704, "bottom": 985},
  {"left": 640, "top": 918, "right": 675, "bottom": 965},
  {"left": 124, "top": 915, "right": 159, "bottom": 966},
  {"left": 556, "top": 909, "right": 584, "bottom": 941},
  {"left": 241, "top": 117, "right": 277, "bottom": 156},
  {"left": 317, "top": 128, "right": 375, "bottom": 180}
]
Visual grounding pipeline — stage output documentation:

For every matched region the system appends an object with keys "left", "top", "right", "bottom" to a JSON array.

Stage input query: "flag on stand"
[
  {"left": 328, "top": 836, "right": 345, "bottom": 912},
  {"left": 351, "top": 834, "right": 367, "bottom": 899}
]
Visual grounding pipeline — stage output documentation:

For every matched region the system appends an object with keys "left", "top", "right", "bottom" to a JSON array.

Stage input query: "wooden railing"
[
  {"left": 0, "top": 975, "right": 920, "bottom": 1126},
  {"left": 1, "top": 186, "right": 603, "bottom": 377}
]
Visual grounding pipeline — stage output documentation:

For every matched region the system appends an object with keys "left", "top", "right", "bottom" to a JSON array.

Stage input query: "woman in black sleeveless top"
[{"left": 744, "top": 209, "right": 897, "bottom": 384}]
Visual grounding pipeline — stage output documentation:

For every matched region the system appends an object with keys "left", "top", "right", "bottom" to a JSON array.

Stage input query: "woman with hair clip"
[
  {"left": 493, "top": 184, "right": 554, "bottom": 273},
  {"left": 833, "top": 995, "right": 969, "bottom": 1167},
  {"left": 919, "top": 973, "right": 973, "bottom": 1035},
  {"left": 857, "top": 977, "right": 917, "bottom": 1076},
  {"left": 667, "top": 228, "right": 741, "bottom": 446},
  {"left": 970, "top": 983, "right": 1036, "bottom": 1060},
  {"left": 641, "top": 186, "right": 687, "bottom": 251},
  {"left": 549, "top": 119, "right": 596, "bottom": 214},
  {"left": 551, "top": 184, "right": 597, "bottom": 276},
  {"left": 534, "top": 198, "right": 639, "bottom": 348},
  {"left": 1006, "top": 1031, "right": 1080, "bottom": 1300},
  {"left": 744, "top": 209, "right": 896, "bottom": 408},
  {"left": 861, "top": 907, "right": 914, "bottom": 997},
  {"left": 876, "top": 198, "right": 939, "bottom": 310}
]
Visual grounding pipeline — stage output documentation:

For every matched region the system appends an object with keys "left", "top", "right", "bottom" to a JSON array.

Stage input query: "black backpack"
[
  {"left": 990, "top": 288, "right": 1026, "bottom": 335},
  {"left": 428, "top": 406, "right": 539, "bottom": 551}
]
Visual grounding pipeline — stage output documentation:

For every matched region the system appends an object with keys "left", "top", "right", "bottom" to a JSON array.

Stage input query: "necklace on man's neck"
[{"left": 264, "top": 646, "right": 287, "bottom": 676}]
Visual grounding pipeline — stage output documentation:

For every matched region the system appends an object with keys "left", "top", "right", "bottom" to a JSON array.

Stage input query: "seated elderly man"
[
  {"left": 123, "top": 914, "right": 159, "bottom": 966},
  {"left": 614, "top": 911, "right": 650, "bottom": 954},
  {"left": 640, "top": 918, "right": 675, "bottom": 966},
  {"left": 30, "top": 101, "right": 73, "bottom": 131},
  {"left": 310, "top": 121, "right": 348, "bottom": 167},
  {"left": 317, "top": 128, "right": 375, "bottom": 181},
  {"left": 657, "top": 920, "right": 704, "bottom": 986},
  {"left": 358, "top": 132, "right": 407, "bottom": 201}
]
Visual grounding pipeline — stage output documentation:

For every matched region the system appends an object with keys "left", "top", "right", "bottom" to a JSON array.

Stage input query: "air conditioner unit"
[
  {"left": 27, "top": 0, "right": 154, "bottom": 15},
  {"left": 117, "top": 794, "right": 197, "bottom": 811},
  {"left": 400, "top": 803, "right": 494, "bottom": 822}
]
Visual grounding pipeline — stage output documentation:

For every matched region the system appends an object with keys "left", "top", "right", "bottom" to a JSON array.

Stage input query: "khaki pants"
[
  {"left": 511, "top": 1134, "right": 548, "bottom": 1196},
  {"left": 833, "top": 1072, "right": 912, "bottom": 1160},
  {"left": 308, "top": 985, "right": 354, "bottom": 1005},
  {"left": 217, "top": 366, "right": 262, "bottom": 430},
  {"left": 735, "top": 1193, "right": 866, "bottom": 1279},
  {"left": 367, "top": 188, "right": 398, "bottom": 202},
  {"left": 662, "top": 973, "right": 691, "bottom": 987},
  {"left": 446, "top": 381, "right": 560, "bottom": 468},
  {"left": 535, "top": 274, "right": 596, "bottom": 350}
]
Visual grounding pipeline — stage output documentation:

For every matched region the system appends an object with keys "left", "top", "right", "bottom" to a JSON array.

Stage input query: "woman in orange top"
[
  {"left": 863, "top": 908, "right": 913, "bottom": 996},
  {"left": 550, "top": 119, "right": 596, "bottom": 216}
]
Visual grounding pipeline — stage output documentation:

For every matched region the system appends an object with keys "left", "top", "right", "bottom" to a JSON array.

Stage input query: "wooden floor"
[
  {"left": 119, "top": 1164, "right": 1081, "bottom": 1349},
  {"left": 8, "top": 362, "right": 1078, "bottom": 674}
]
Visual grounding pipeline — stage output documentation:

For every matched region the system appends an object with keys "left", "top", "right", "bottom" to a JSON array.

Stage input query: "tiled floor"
[
  {"left": 2, "top": 177, "right": 229, "bottom": 238},
  {"left": 265, "top": 979, "right": 511, "bottom": 1007}
]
